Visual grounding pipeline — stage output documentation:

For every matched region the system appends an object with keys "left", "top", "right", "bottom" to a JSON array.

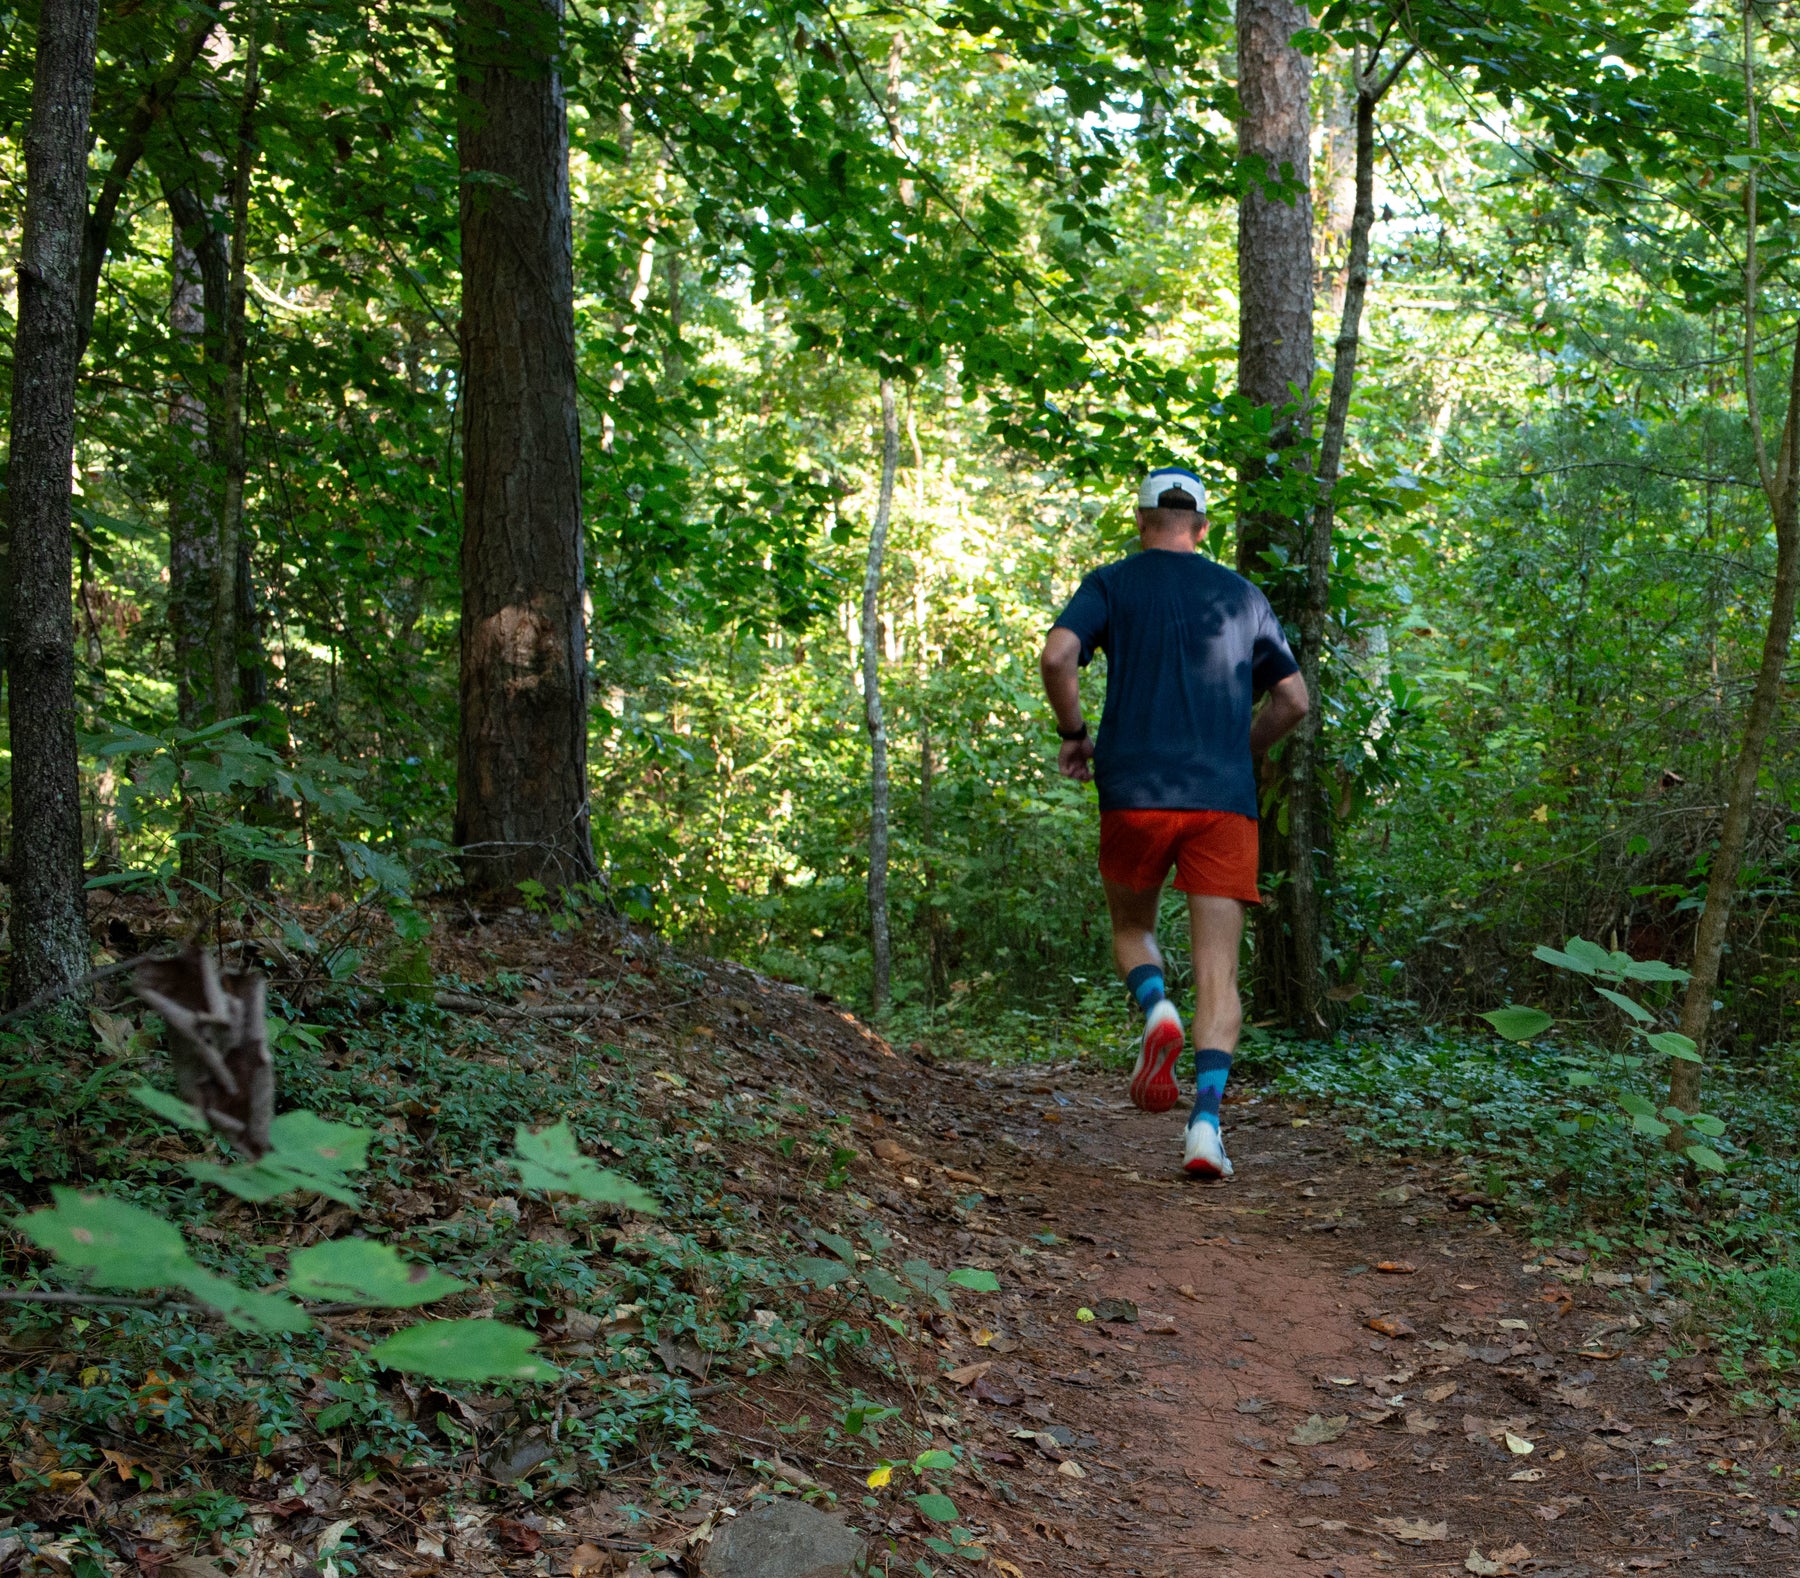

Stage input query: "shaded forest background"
[{"left": 3, "top": 0, "right": 1799, "bottom": 1057}]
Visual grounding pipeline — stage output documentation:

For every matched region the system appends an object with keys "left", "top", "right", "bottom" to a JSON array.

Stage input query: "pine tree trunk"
[
  {"left": 5, "top": 0, "right": 102, "bottom": 1004},
  {"left": 1235, "top": 0, "right": 1314, "bottom": 1025},
  {"left": 862, "top": 379, "right": 899, "bottom": 1014},
  {"left": 454, "top": 0, "right": 596, "bottom": 895}
]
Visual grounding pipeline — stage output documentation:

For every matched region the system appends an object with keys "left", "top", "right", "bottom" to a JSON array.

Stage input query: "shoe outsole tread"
[{"left": 1129, "top": 1011, "right": 1184, "bottom": 1113}]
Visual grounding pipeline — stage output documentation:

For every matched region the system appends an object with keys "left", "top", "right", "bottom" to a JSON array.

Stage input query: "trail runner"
[{"left": 1039, "top": 466, "right": 1310, "bottom": 1178}]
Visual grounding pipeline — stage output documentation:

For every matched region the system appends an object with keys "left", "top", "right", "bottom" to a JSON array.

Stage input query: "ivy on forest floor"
[{"left": 0, "top": 978, "right": 999, "bottom": 1569}]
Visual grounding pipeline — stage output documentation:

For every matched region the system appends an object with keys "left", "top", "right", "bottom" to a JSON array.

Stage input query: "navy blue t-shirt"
[{"left": 1052, "top": 549, "right": 1299, "bottom": 817}]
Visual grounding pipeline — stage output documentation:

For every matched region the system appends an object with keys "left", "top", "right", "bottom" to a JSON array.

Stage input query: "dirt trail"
[{"left": 871, "top": 1052, "right": 1800, "bottom": 1578}]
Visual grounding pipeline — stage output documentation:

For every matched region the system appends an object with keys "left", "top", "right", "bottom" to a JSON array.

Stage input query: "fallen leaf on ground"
[
  {"left": 1141, "top": 1312, "right": 1178, "bottom": 1334},
  {"left": 973, "top": 1373, "right": 1022, "bottom": 1406},
  {"left": 1770, "top": 1510, "right": 1797, "bottom": 1536},
  {"left": 1288, "top": 1415, "right": 1350, "bottom": 1446},
  {"left": 1376, "top": 1516, "right": 1448, "bottom": 1543},
  {"left": 1367, "top": 1315, "right": 1414, "bottom": 1338},
  {"left": 1236, "top": 1397, "right": 1267, "bottom": 1415},
  {"left": 1465, "top": 1543, "right": 1530, "bottom": 1575},
  {"left": 1504, "top": 1431, "right": 1535, "bottom": 1455},
  {"left": 569, "top": 1544, "right": 608, "bottom": 1578},
  {"left": 1376, "top": 1261, "right": 1417, "bottom": 1275},
  {"left": 1512, "top": 1468, "right": 1546, "bottom": 1483},
  {"left": 1057, "top": 1460, "right": 1086, "bottom": 1479},
  {"left": 1315, "top": 1447, "right": 1374, "bottom": 1471},
  {"left": 946, "top": 1361, "right": 993, "bottom": 1386},
  {"left": 1404, "top": 1411, "right": 1440, "bottom": 1435},
  {"left": 1176, "top": 1283, "right": 1200, "bottom": 1301},
  {"left": 1551, "top": 1383, "right": 1593, "bottom": 1407},
  {"left": 872, "top": 1138, "right": 914, "bottom": 1165},
  {"left": 1423, "top": 1382, "right": 1458, "bottom": 1404}
]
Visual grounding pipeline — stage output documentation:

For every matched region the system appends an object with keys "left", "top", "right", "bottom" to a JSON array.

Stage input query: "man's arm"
[
  {"left": 1039, "top": 627, "right": 1096, "bottom": 782},
  {"left": 1250, "top": 671, "right": 1310, "bottom": 758}
]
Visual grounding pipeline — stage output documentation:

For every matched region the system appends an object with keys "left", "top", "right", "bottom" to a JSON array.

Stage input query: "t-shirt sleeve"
[
  {"left": 1249, "top": 589, "right": 1300, "bottom": 695},
  {"left": 1051, "top": 570, "right": 1109, "bottom": 665}
]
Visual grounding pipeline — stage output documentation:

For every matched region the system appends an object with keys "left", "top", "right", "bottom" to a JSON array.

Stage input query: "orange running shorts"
[{"left": 1098, "top": 809, "right": 1262, "bottom": 904}]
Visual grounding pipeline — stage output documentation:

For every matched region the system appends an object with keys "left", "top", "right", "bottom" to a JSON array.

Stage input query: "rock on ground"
[{"left": 699, "top": 1499, "right": 869, "bottom": 1578}]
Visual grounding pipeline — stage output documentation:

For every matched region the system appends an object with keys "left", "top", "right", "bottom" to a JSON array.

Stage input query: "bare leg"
[
  {"left": 1103, "top": 878, "right": 1167, "bottom": 980},
  {"left": 1187, "top": 894, "right": 1246, "bottom": 1053}
]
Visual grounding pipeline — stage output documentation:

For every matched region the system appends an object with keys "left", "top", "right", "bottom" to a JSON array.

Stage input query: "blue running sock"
[
  {"left": 1125, "top": 964, "right": 1166, "bottom": 1017},
  {"left": 1191, "top": 1047, "right": 1233, "bottom": 1129}
]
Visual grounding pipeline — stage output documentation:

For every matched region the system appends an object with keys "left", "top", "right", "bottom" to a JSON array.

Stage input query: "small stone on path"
[{"left": 699, "top": 1500, "right": 869, "bottom": 1578}]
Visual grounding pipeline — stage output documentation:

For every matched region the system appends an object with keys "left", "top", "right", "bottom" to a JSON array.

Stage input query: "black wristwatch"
[{"left": 1058, "top": 722, "right": 1089, "bottom": 743}]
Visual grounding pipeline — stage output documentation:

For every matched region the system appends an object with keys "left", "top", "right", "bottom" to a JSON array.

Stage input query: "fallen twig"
[{"left": 0, "top": 948, "right": 181, "bottom": 1031}]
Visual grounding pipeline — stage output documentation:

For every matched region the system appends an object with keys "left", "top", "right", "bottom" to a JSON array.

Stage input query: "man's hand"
[
  {"left": 1250, "top": 671, "right": 1311, "bottom": 761},
  {"left": 1058, "top": 735, "right": 1096, "bottom": 781}
]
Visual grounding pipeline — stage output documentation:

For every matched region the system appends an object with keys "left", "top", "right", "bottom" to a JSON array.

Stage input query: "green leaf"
[
  {"left": 946, "top": 1267, "right": 1000, "bottom": 1292},
  {"left": 901, "top": 1258, "right": 947, "bottom": 1298},
  {"left": 1564, "top": 1071, "right": 1599, "bottom": 1088},
  {"left": 912, "top": 1449, "right": 957, "bottom": 1472},
  {"left": 1563, "top": 937, "right": 1615, "bottom": 971},
  {"left": 174, "top": 1268, "right": 311, "bottom": 1333},
  {"left": 131, "top": 1086, "right": 209, "bottom": 1130},
  {"left": 1616, "top": 1092, "right": 1657, "bottom": 1119},
  {"left": 1684, "top": 1144, "right": 1728, "bottom": 1173},
  {"left": 15, "top": 1190, "right": 192, "bottom": 1289},
  {"left": 1533, "top": 943, "right": 1595, "bottom": 976},
  {"left": 513, "top": 1121, "right": 660, "bottom": 1211},
  {"left": 1480, "top": 1006, "right": 1553, "bottom": 1042},
  {"left": 913, "top": 1493, "right": 960, "bottom": 1523},
  {"left": 794, "top": 1255, "right": 855, "bottom": 1289},
  {"left": 287, "top": 1239, "right": 469, "bottom": 1307},
  {"left": 861, "top": 1266, "right": 909, "bottom": 1306},
  {"left": 1689, "top": 1114, "right": 1727, "bottom": 1137},
  {"left": 269, "top": 1110, "right": 371, "bottom": 1180},
  {"left": 1622, "top": 958, "right": 1689, "bottom": 983},
  {"left": 370, "top": 1319, "right": 558, "bottom": 1382},
  {"left": 1644, "top": 1031, "right": 1701, "bottom": 1063},
  {"left": 815, "top": 1230, "right": 857, "bottom": 1265},
  {"left": 1593, "top": 988, "right": 1653, "bottom": 1025},
  {"left": 1630, "top": 1113, "right": 1672, "bottom": 1138}
]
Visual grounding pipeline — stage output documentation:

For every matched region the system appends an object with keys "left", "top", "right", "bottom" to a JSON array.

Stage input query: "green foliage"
[
  {"left": 286, "top": 1240, "right": 470, "bottom": 1307},
  {"left": 368, "top": 1320, "right": 558, "bottom": 1384},
  {"left": 186, "top": 1110, "right": 371, "bottom": 1205},
  {"left": 513, "top": 1120, "right": 662, "bottom": 1211}
]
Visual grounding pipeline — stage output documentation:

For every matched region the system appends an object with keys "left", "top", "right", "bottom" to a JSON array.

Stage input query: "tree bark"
[
  {"left": 862, "top": 378, "right": 899, "bottom": 1014},
  {"left": 1284, "top": 47, "right": 1414, "bottom": 1031},
  {"left": 1235, "top": 0, "right": 1314, "bottom": 1025},
  {"left": 212, "top": 16, "right": 261, "bottom": 722},
  {"left": 6, "top": 0, "right": 102, "bottom": 1004},
  {"left": 454, "top": 0, "right": 597, "bottom": 895},
  {"left": 1669, "top": 5, "right": 1800, "bottom": 1114}
]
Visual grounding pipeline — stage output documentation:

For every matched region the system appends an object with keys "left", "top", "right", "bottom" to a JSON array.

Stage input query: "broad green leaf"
[
  {"left": 1593, "top": 988, "right": 1652, "bottom": 1025},
  {"left": 1616, "top": 1092, "right": 1656, "bottom": 1119},
  {"left": 913, "top": 1449, "right": 957, "bottom": 1472},
  {"left": 1563, "top": 937, "right": 1614, "bottom": 970},
  {"left": 1689, "top": 1114, "right": 1727, "bottom": 1137},
  {"left": 175, "top": 1268, "right": 312, "bottom": 1333},
  {"left": 371, "top": 1319, "right": 557, "bottom": 1382},
  {"left": 913, "top": 1493, "right": 960, "bottom": 1523},
  {"left": 1480, "top": 1006, "right": 1553, "bottom": 1042},
  {"left": 288, "top": 1239, "right": 469, "bottom": 1307},
  {"left": 1533, "top": 943, "right": 1594, "bottom": 976},
  {"left": 901, "top": 1258, "right": 947, "bottom": 1297},
  {"left": 513, "top": 1121, "right": 659, "bottom": 1212},
  {"left": 188, "top": 1157, "right": 361, "bottom": 1207},
  {"left": 814, "top": 1230, "right": 856, "bottom": 1266},
  {"left": 1630, "top": 1113, "right": 1672, "bottom": 1139},
  {"left": 268, "top": 1111, "right": 371, "bottom": 1180},
  {"left": 946, "top": 1267, "right": 1001, "bottom": 1293},
  {"left": 1643, "top": 1031, "right": 1701, "bottom": 1063},
  {"left": 1564, "top": 1071, "right": 1598, "bottom": 1088},
  {"left": 1684, "top": 1144, "right": 1727, "bottom": 1173},
  {"left": 1622, "top": 958, "right": 1689, "bottom": 983},
  {"left": 861, "top": 1266, "right": 909, "bottom": 1305},
  {"left": 15, "top": 1190, "right": 193, "bottom": 1289},
  {"left": 131, "top": 1085, "right": 210, "bottom": 1130},
  {"left": 794, "top": 1255, "right": 855, "bottom": 1289}
]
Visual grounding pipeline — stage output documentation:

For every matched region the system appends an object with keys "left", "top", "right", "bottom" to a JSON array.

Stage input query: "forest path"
[{"left": 898, "top": 1054, "right": 1796, "bottom": 1578}]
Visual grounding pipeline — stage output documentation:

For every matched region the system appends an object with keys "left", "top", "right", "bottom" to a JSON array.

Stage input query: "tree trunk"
[
  {"left": 165, "top": 190, "right": 226, "bottom": 731},
  {"left": 454, "top": 0, "right": 597, "bottom": 895},
  {"left": 1235, "top": 0, "right": 1314, "bottom": 1025},
  {"left": 6, "top": 0, "right": 102, "bottom": 1004},
  {"left": 212, "top": 16, "right": 261, "bottom": 722},
  {"left": 1669, "top": 5, "right": 1800, "bottom": 1118},
  {"left": 862, "top": 379, "right": 899, "bottom": 1014}
]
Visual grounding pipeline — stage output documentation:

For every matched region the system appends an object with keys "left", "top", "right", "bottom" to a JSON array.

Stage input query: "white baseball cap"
[{"left": 1137, "top": 466, "right": 1207, "bottom": 512}]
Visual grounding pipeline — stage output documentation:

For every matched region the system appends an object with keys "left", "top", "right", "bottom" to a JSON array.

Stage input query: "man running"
[{"left": 1039, "top": 466, "right": 1310, "bottom": 1178}]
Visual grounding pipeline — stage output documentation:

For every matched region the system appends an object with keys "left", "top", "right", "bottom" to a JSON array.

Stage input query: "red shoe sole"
[
  {"left": 1183, "top": 1156, "right": 1225, "bottom": 1179},
  {"left": 1129, "top": 1018, "right": 1184, "bottom": 1113}
]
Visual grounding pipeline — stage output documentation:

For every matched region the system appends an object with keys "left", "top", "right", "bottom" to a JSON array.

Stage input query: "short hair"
[{"left": 1136, "top": 504, "right": 1205, "bottom": 533}]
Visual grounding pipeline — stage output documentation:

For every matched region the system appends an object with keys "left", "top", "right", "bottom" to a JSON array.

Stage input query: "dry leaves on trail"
[
  {"left": 1465, "top": 1542, "right": 1531, "bottom": 1575},
  {"left": 1315, "top": 1446, "right": 1374, "bottom": 1471},
  {"left": 1376, "top": 1260, "right": 1417, "bottom": 1275},
  {"left": 1366, "top": 1314, "right": 1415, "bottom": 1338},
  {"left": 1551, "top": 1381, "right": 1594, "bottom": 1407},
  {"left": 1403, "top": 1410, "right": 1440, "bottom": 1436},
  {"left": 946, "top": 1361, "right": 993, "bottom": 1386},
  {"left": 1288, "top": 1415, "right": 1351, "bottom": 1447},
  {"left": 1376, "top": 1516, "right": 1449, "bottom": 1543},
  {"left": 1422, "top": 1381, "right": 1458, "bottom": 1404}
]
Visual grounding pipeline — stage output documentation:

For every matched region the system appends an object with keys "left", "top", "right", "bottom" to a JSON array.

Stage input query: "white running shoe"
[
  {"left": 1183, "top": 1118, "right": 1234, "bottom": 1180},
  {"left": 1129, "top": 999, "right": 1185, "bottom": 1113}
]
